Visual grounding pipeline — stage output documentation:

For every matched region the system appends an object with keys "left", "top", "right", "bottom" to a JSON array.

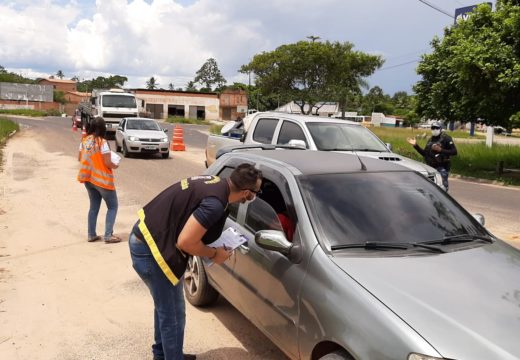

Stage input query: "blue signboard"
[{"left": 455, "top": 3, "right": 492, "bottom": 23}]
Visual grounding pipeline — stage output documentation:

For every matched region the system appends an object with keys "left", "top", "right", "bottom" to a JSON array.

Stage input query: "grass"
[
  {"left": 0, "top": 108, "right": 62, "bottom": 117},
  {"left": 370, "top": 126, "right": 520, "bottom": 185},
  {"left": 166, "top": 116, "right": 212, "bottom": 126},
  {"left": 0, "top": 118, "right": 19, "bottom": 167},
  {"left": 209, "top": 124, "right": 224, "bottom": 134}
]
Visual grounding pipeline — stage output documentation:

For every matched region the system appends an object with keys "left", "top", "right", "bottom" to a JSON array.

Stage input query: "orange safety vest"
[{"left": 77, "top": 135, "right": 115, "bottom": 190}]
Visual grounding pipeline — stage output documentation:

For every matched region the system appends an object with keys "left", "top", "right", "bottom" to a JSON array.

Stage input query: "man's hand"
[
  {"left": 212, "top": 247, "right": 233, "bottom": 264},
  {"left": 406, "top": 137, "right": 417, "bottom": 146},
  {"left": 431, "top": 143, "right": 442, "bottom": 153}
]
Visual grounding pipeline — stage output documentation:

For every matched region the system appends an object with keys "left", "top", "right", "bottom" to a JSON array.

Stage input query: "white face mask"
[{"left": 431, "top": 129, "right": 441, "bottom": 137}]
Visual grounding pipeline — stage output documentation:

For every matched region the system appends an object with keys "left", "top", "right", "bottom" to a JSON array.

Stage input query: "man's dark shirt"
[{"left": 414, "top": 133, "right": 457, "bottom": 170}]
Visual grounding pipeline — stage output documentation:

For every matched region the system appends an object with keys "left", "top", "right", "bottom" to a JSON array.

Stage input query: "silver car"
[
  {"left": 185, "top": 149, "right": 520, "bottom": 360},
  {"left": 115, "top": 117, "right": 170, "bottom": 158}
]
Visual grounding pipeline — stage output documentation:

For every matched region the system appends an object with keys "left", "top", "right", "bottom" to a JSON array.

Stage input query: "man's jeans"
[
  {"left": 436, "top": 167, "right": 450, "bottom": 191},
  {"left": 129, "top": 232, "right": 186, "bottom": 360},
  {"left": 84, "top": 182, "right": 118, "bottom": 240}
]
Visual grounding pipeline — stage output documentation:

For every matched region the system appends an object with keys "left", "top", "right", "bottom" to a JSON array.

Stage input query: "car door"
[
  {"left": 202, "top": 166, "right": 240, "bottom": 302},
  {"left": 116, "top": 118, "right": 126, "bottom": 146},
  {"left": 232, "top": 168, "right": 302, "bottom": 359}
]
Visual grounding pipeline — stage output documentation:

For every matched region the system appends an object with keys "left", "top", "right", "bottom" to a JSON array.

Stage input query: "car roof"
[
  {"left": 221, "top": 149, "right": 410, "bottom": 176},
  {"left": 252, "top": 111, "right": 360, "bottom": 126}
]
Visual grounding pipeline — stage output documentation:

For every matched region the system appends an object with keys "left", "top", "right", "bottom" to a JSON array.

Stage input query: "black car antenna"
[{"left": 349, "top": 144, "right": 367, "bottom": 171}]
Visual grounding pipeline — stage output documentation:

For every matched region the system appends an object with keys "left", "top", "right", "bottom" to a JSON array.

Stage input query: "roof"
[
  {"left": 37, "top": 78, "right": 76, "bottom": 84},
  {"left": 221, "top": 149, "right": 409, "bottom": 176}
]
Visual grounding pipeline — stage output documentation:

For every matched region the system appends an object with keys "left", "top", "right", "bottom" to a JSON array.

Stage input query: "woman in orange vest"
[{"left": 78, "top": 117, "right": 121, "bottom": 243}]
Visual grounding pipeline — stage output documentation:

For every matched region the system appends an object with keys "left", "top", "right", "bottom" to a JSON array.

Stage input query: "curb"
[{"left": 451, "top": 174, "right": 520, "bottom": 188}]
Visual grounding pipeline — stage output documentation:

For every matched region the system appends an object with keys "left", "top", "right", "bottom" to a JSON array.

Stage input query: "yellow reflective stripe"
[
  {"left": 137, "top": 209, "right": 180, "bottom": 286},
  {"left": 181, "top": 178, "right": 189, "bottom": 190},
  {"left": 204, "top": 176, "right": 220, "bottom": 184}
]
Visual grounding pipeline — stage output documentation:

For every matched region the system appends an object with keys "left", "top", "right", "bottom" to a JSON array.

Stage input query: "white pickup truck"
[{"left": 205, "top": 111, "right": 444, "bottom": 188}]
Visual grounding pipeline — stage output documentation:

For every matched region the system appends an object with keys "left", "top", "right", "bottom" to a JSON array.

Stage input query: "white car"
[{"left": 115, "top": 117, "right": 170, "bottom": 159}]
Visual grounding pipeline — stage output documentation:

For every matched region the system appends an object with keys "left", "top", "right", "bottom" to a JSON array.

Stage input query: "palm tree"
[
  {"left": 146, "top": 77, "right": 158, "bottom": 89},
  {"left": 56, "top": 70, "right": 64, "bottom": 79},
  {"left": 168, "top": 83, "right": 174, "bottom": 90}
]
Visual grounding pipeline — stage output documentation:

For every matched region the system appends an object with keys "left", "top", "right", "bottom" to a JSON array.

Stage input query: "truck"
[
  {"left": 78, "top": 88, "right": 139, "bottom": 134},
  {"left": 205, "top": 111, "right": 445, "bottom": 188}
]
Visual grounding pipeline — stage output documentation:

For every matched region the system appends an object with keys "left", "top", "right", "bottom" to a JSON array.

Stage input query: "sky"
[{"left": 0, "top": 0, "right": 496, "bottom": 95}]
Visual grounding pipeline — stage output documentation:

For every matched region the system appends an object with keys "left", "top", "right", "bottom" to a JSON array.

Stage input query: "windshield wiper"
[
  {"left": 332, "top": 241, "right": 446, "bottom": 253},
  {"left": 421, "top": 234, "right": 494, "bottom": 246}
]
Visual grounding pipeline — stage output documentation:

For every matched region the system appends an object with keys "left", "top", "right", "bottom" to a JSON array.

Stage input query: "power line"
[
  {"left": 418, "top": 0, "right": 454, "bottom": 19},
  {"left": 378, "top": 59, "right": 420, "bottom": 71}
]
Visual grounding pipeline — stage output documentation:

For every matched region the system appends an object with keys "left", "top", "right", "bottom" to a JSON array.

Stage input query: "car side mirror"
[
  {"left": 386, "top": 143, "right": 392, "bottom": 151},
  {"left": 255, "top": 230, "right": 292, "bottom": 255},
  {"left": 163, "top": 128, "right": 168, "bottom": 133},
  {"left": 240, "top": 132, "right": 247, "bottom": 143},
  {"left": 288, "top": 139, "right": 307, "bottom": 149},
  {"left": 118, "top": 126, "right": 123, "bottom": 131},
  {"left": 472, "top": 213, "right": 485, "bottom": 226}
]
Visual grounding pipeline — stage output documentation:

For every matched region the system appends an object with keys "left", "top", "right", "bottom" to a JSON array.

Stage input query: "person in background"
[
  {"left": 407, "top": 121, "right": 458, "bottom": 191},
  {"left": 129, "top": 163, "right": 262, "bottom": 360},
  {"left": 77, "top": 117, "right": 121, "bottom": 243}
]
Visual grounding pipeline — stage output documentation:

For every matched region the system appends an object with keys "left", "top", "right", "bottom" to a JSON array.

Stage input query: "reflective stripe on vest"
[{"left": 77, "top": 136, "right": 115, "bottom": 190}]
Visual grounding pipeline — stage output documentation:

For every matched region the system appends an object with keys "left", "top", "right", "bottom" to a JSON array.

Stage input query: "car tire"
[
  {"left": 319, "top": 350, "right": 353, "bottom": 360},
  {"left": 161, "top": 152, "right": 169, "bottom": 159},
  {"left": 122, "top": 141, "right": 130, "bottom": 158},
  {"left": 115, "top": 139, "right": 122, "bottom": 153},
  {"left": 183, "top": 256, "right": 219, "bottom": 307}
]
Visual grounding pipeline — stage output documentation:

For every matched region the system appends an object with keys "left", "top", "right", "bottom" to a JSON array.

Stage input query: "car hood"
[
  {"left": 331, "top": 241, "right": 520, "bottom": 359},
  {"left": 337, "top": 150, "right": 435, "bottom": 175},
  {"left": 125, "top": 129, "right": 166, "bottom": 138}
]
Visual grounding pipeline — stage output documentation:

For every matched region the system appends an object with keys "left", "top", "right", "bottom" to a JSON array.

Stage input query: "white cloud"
[{"left": 0, "top": 0, "right": 497, "bottom": 93}]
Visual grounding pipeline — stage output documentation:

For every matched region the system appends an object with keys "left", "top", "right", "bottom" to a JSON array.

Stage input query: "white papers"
[
  {"left": 111, "top": 151, "right": 121, "bottom": 165},
  {"left": 204, "top": 227, "right": 248, "bottom": 266}
]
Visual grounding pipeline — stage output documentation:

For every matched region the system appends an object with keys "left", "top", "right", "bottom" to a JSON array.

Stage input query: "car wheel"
[
  {"left": 183, "top": 256, "right": 219, "bottom": 307},
  {"left": 122, "top": 141, "right": 130, "bottom": 158},
  {"left": 115, "top": 139, "right": 122, "bottom": 153},
  {"left": 161, "top": 152, "right": 169, "bottom": 159},
  {"left": 319, "top": 350, "right": 353, "bottom": 360}
]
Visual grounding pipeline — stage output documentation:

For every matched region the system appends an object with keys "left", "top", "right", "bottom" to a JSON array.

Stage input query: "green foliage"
[
  {"left": 146, "top": 77, "right": 159, "bottom": 90},
  {"left": 166, "top": 117, "right": 211, "bottom": 125},
  {"left": 241, "top": 40, "right": 383, "bottom": 114},
  {"left": 415, "top": 3, "right": 520, "bottom": 128},
  {"left": 0, "top": 66, "right": 34, "bottom": 84},
  {"left": 53, "top": 90, "right": 67, "bottom": 105},
  {"left": 194, "top": 58, "right": 226, "bottom": 91},
  {"left": 76, "top": 75, "right": 128, "bottom": 92},
  {"left": 0, "top": 118, "right": 19, "bottom": 165},
  {"left": 209, "top": 124, "right": 224, "bottom": 134},
  {"left": 185, "top": 81, "right": 198, "bottom": 92},
  {"left": 56, "top": 70, "right": 64, "bottom": 79}
]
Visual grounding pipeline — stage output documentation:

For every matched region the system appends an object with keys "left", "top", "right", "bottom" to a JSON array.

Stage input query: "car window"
[
  {"left": 277, "top": 121, "right": 308, "bottom": 147},
  {"left": 300, "top": 172, "right": 488, "bottom": 247},
  {"left": 119, "top": 119, "right": 126, "bottom": 129},
  {"left": 245, "top": 198, "right": 284, "bottom": 234},
  {"left": 307, "top": 122, "right": 388, "bottom": 152},
  {"left": 252, "top": 118, "right": 278, "bottom": 144},
  {"left": 217, "top": 166, "right": 238, "bottom": 220},
  {"left": 126, "top": 119, "right": 161, "bottom": 131}
]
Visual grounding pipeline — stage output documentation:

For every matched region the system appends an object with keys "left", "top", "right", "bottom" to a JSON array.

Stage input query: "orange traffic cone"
[
  {"left": 170, "top": 125, "right": 186, "bottom": 151},
  {"left": 81, "top": 126, "right": 87, "bottom": 138}
]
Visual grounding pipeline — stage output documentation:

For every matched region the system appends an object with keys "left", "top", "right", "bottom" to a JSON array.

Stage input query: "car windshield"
[
  {"left": 126, "top": 119, "right": 161, "bottom": 131},
  {"left": 307, "top": 122, "right": 388, "bottom": 152},
  {"left": 299, "top": 172, "right": 487, "bottom": 247},
  {"left": 102, "top": 95, "right": 137, "bottom": 108}
]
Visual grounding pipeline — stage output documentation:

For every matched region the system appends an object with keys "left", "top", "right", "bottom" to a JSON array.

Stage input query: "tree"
[
  {"left": 194, "top": 58, "right": 227, "bottom": 91},
  {"left": 77, "top": 75, "right": 128, "bottom": 92},
  {"left": 0, "top": 66, "right": 33, "bottom": 84},
  {"left": 240, "top": 40, "right": 382, "bottom": 115},
  {"left": 56, "top": 70, "right": 64, "bottom": 79},
  {"left": 185, "top": 81, "right": 197, "bottom": 92},
  {"left": 415, "top": 1, "right": 520, "bottom": 128},
  {"left": 168, "top": 83, "right": 174, "bottom": 90},
  {"left": 146, "top": 77, "right": 158, "bottom": 90},
  {"left": 53, "top": 90, "right": 66, "bottom": 105}
]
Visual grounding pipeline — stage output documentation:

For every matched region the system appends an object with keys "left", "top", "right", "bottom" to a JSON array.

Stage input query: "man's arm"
[
  {"left": 440, "top": 136, "right": 457, "bottom": 156},
  {"left": 177, "top": 215, "right": 231, "bottom": 264}
]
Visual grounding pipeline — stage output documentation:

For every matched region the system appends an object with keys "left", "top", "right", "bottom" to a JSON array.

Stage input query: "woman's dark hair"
[
  {"left": 88, "top": 117, "right": 107, "bottom": 138},
  {"left": 230, "top": 163, "right": 262, "bottom": 191}
]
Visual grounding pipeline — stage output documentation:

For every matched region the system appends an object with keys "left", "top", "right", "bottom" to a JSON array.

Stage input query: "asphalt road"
[{"left": 7, "top": 115, "right": 520, "bottom": 241}]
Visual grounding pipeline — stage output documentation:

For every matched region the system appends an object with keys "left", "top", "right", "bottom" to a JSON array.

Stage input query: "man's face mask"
[
  {"left": 241, "top": 188, "right": 261, "bottom": 204},
  {"left": 431, "top": 126, "right": 441, "bottom": 136}
]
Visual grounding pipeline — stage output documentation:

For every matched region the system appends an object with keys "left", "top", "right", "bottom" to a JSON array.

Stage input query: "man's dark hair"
[
  {"left": 88, "top": 117, "right": 107, "bottom": 138},
  {"left": 230, "top": 163, "right": 262, "bottom": 191}
]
